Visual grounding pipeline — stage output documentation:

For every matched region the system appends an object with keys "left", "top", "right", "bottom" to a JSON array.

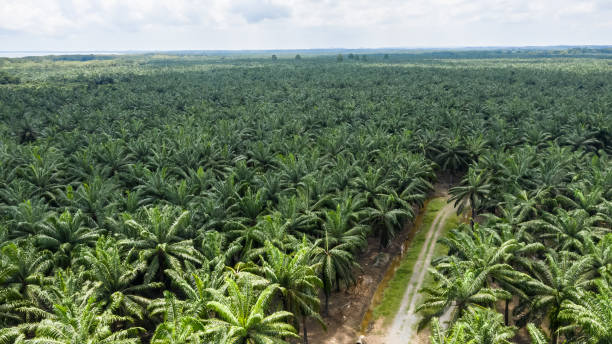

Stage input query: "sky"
[{"left": 1, "top": 0, "right": 611, "bottom": 51}]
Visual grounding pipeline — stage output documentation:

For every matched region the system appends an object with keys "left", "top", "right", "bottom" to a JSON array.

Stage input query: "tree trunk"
[
  {"left": 551, "top": 321, "right": 558, "bottom": 344},
  {"left": 302, "top": 316, "right": 309, "bottom": 344},
  {"left": 504, "top": 299, "right": 509, "bottom": 326},
  {"left": 324, "top": 293, "right": 329, "bottom": 316}
]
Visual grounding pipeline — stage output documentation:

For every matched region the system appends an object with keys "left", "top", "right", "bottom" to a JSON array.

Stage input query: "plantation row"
[{"left": 0, "top": 52, "right": 611, "bottom": 343}]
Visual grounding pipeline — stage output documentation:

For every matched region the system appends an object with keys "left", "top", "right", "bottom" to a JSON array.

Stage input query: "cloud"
[
  {"left": 0, "top": 0, "right": 611, "bottom": 50},
  {"left": 231, "top": 0, "right": 291, "bottom": 23}
]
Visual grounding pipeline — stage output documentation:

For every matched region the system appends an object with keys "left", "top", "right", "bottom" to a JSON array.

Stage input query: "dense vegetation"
[{"left": 0, "top": 50, "right": 611, "bottom": 343}]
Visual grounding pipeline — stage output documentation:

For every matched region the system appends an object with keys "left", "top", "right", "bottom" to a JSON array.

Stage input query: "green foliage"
[{"left": 1, "top": 51, "right": 611, "bottom": 342}]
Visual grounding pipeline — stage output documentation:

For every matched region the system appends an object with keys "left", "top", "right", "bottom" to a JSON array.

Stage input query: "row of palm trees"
[{"left": 421, "top": 146, "right": 612, "bottom": 343}]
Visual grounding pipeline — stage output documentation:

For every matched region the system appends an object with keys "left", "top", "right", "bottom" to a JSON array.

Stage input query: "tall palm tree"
[
  {"left": 205, "top": 277, "right": 299, "bottom": 343},
  {"left": 258, "top": 242, "right": 323, "bottom": 344},
  {"left": 449, "top": 168, "right": 491, "bottom": 224},
  {"left": 364, "top": 195, "right": 413, "bottom": 248},
  {"left": 311, "top": 231, "right": 359, "bottom": 315}
]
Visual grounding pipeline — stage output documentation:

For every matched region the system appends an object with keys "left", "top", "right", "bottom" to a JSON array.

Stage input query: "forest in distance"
[{"left": 0, "top": 49, "right": 611, "bottom": 344}]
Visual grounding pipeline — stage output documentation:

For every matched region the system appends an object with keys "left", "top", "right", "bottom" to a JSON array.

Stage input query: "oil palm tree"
[
  {"left": 81, "top": 237, "right": 161, "bottom": 320},
  {"left": 205, "top": 277, "right": 299, "bottom": 343},
  {"left": 36, "top": 210, "right": 99, "bottom": 267},
  {"left": 258, "top": 242, "right": 323, "bottom": 344},
  {"left": 454, "top": 306, "right": 516, "bottom": 344},
  {"left": 364, "top": 194, "right": 413, "bottom": 248},
  {"left": 311, "top": 231, "right": 359, "bottom": 315},
  {"left": 0, "top": 242, "right": 52, "bottom": 305},
  {"left": 449, "top": 168, "right": 491, "bottom": 224},
  {"left": 151, "top": 291, "right": 205, "bottom": 344},
  {"left": 558, "top": 278, "right": 612, "bottom": 344},
  {"left": 4, "top": 198, "right": 51, "bottom": 239},
  {"left": 528, "top": 209, "right": 609, "bottom": 252},
  {"left": 28, "top": 297, "right": 143, "bottom": 344},
  {"left": 418, "top": 264, "right": 511, "bottom": 326},
  {"left": 521, "top": 252, "right": 593, "bottom": 344},
  {"left": 120, "top": 206, "right": 203, "bottom": 284}
]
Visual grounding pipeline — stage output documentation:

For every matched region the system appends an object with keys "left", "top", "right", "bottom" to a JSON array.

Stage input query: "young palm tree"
[
  {"left": 319, "top": 205, "right": 368, "bottom": 253},
  {"left": 205, "top": 277, "right": 299, "bottom": 343},
  {"left": 437, "top": 224, "right": 531, "bottom": 325},
  {"left": 0, "top": 243, "right": 52, "bottom": 307},
  {"left": 453, "top": 306, "right": 516, "bottom": 344},
  {"left": 528, "top": 209, "right": 609, "bottom": 252},
  {"left": 120, "top": 206, "right": 203, "bottom": 284},
  {"left": 155, "top": 258, "right": 226, "bottom": 319},
  {"left": 4, "top": 198, "right": 51, "bottom": 239}
]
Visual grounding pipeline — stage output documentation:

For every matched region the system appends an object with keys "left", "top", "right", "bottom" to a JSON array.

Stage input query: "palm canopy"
[
  {"left": 120, "top": 206, "right": 203, "bottom": 284},
  {"left": 204, "top": 277, "right": 299, "bottom": 344},
  {"left": 449, "top": 167, "right": 492, "bottom": 219}
]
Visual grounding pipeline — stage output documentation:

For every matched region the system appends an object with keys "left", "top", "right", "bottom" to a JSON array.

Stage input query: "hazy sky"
[{"left": 1, "top": 0, "right": 611, "bottom": 51}]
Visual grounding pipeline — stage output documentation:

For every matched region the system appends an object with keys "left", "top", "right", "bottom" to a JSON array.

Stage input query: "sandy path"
[{"left": 384, "top": 201, "right": 455, "bottom": 343}]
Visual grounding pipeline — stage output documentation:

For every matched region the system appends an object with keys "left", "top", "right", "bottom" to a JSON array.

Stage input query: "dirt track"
[{"left": 363, "top": 200, "right": 455, "bottom": 344}]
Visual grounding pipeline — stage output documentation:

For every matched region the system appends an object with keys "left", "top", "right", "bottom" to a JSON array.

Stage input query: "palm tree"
[
  {"left": 521, "top": 252, "right": 593, "bottom": 344},
  {"left": 258, "top": 242, "right": 323, "bottom": 344},
  {"left": 205, "top": 277, "right": 299, "bottom": 343},
  {"left": 417, "top": 264, "right": 511, "bottom": 325},
  {"left": 527, "top": 209, "right": 609, "bottom": 252},
  {"left": 319, "top": 204, "right": 368, "bottom": 252},
  {"left": 151, "top": 291, "right": 205, "bottom": 344},
  {"left": 365, "top": 195, "right": 413, "bottom": 248},
  {"left": 449, "top": 168, "right": 491, "bottom": 224},
  {"left": 558, "top": 278, "right": 612, "bottom": 344},
  {"left": 527, "top": 323, "right": 549, "bottom": 344},
  {"left": 81, "top": 237, "right": 161, "bottom": 320},
  {"left": 430, "top": 317, "right": 466, "bottom": 344},
  {"left": 437, "top": 224, "right": 531, "bottom": 325},
  {"left": 120, "top": 206, "right": 203, "bottom": 284},
  {"left": 28, "top": 297, "right": 143, "bottom": 344},
  {"left": 455, "top": 306, "right": 515, "bottom": 344},
  {"left": 434, "top": 136, "right": 470, "bottom": 174},
  {"left": 36, "top": 210, "right": 100, "bottom": 266},
  {"left": 0, "top": 243, "right": 52, "bottom": 306},
  {"left": 311, "top": 231, "right": 359, "bottom": 315},
  {"left": 4, "top": 198, "right": 51, "bottom": 239}
]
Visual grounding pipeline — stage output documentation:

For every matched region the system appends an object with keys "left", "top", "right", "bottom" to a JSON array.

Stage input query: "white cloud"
[{"left": 0, "top": 0, "right": 610, "bottom": 50}]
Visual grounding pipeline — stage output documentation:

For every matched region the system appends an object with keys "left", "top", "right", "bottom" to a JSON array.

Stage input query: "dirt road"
[{"left": 384, "top": 201, "right": 456, "bottom": 343}]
